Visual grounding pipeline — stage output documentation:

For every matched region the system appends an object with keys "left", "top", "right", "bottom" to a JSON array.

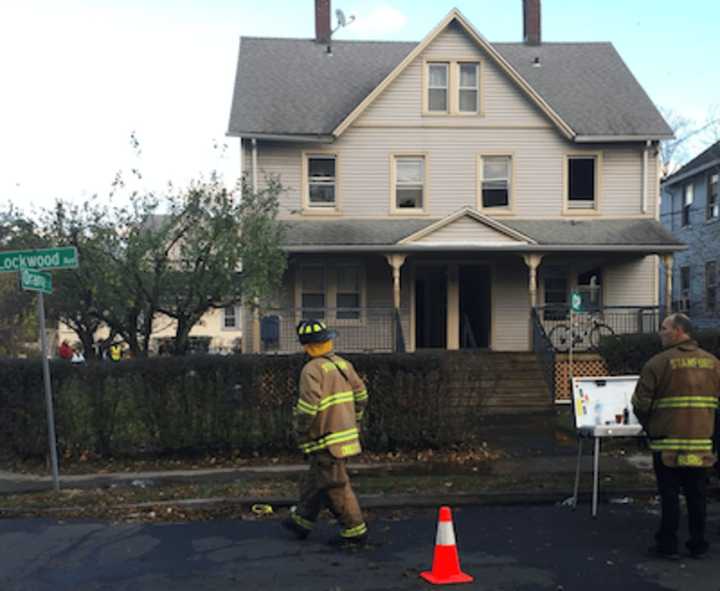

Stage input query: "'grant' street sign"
[
  {"left": 0, "top": 246, "right": 79, "bottom": 272},
  {"left": 20, "top": 268, "right": 52, "bottom": 295}
]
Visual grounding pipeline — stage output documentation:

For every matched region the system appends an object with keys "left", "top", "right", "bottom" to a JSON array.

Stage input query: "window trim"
[
  {"left": 562, "top": 152, "right": 603, "bottom": 216},
  {"left": 301, "top": 151, "right": 340, "bottom": 215},
  {"left": 476, "top": 152, "right": 515, "bottom": 215},
  {"left": 705, "top": 260, "right": 716, "bottom": 314},
  {"left": 294, "top": 261, "right": 367, "bottom": 326},
  {"left": 422, "top": 58, "right": 483, "bottom": 117},
  {"left": 681, "top": 182, "right": 693, "bottom": 227},
  {"left": 457, "top": 61, "right": 481, "bottom": 115},
  {"left": 389, "top": 152, "right": 430, "bottom": 216},
  {"left": 707, "top": 173, "right": 719, "bottom": 222}
]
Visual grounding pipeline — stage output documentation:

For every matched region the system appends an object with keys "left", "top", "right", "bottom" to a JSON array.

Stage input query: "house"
[
  {"left": 228, "top": 0, "right": 683, "bottom": 355},
  {"left": 659, "top": 141, "right": 720, "bottom": 327}
]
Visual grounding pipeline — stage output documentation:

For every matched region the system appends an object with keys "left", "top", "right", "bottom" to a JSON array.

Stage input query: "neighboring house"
[
  {"left": 57, "top": 305, "right": 243, "bottom": 356},
  {"left": 659, "top": 141, "right": 720, "bottom": 328},
  {"left": 228, "top": 0, "right": 683, "bottom": 354}
]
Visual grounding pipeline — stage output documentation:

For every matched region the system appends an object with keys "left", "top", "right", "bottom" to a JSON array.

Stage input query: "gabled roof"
[
  {"left": 398, "top": 207, "right": 536, "bottom": 245},
  {"left": 280, "top": 218, "right": 684, "bottom": 253},
  {"left": 662, "top": 141, "right": 720, "bottom": 187},
  {"left": 228, "top": 10, "right": 672, "bottom": 141}
]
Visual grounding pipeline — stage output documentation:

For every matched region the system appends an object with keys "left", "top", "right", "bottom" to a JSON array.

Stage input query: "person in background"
[
  {"left": 632, "top": 313, "right": 720, "bottom": 560},
  {"left": 58, "top": 340, "right": 73, "bottom": 361}
]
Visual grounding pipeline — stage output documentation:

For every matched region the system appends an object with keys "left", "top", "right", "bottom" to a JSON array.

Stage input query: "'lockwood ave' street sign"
[
  {"left": 0, "top": 246, "right": 79, "bottom": 272},
  {"left": 20, "top": 268, "right": 52, "bottom": 295}
]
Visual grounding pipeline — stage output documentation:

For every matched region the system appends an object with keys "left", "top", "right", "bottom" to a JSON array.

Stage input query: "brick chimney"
[
  {"left": 523, "top": 0, "right": 541, "bottom": 46},
  {"left": 315, "top": 0, "right": 331, "bottom": 44}
]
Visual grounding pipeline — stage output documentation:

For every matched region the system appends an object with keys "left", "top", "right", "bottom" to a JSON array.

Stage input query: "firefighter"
[
  {"left": 632, "top": 313, "right": 720, "bottom": 559},
  {"left": 281, "top": 319, "right": 369, "bottom": 547}
]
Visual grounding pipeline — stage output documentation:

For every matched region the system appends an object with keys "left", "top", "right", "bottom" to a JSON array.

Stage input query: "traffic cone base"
[{"left": 420, "top": 506, "right": 474, "bottom": 585}]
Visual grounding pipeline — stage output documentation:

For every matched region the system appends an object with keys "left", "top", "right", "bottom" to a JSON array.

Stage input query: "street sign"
[
  {"left": 571, "top": 291, "right": 582, "bottom": 313},
  {"left": 20, "top": 268, "right": 52, "bottom": 294},
  {"left": 0, "top": 246, "right": 78, "bottom": 272}
]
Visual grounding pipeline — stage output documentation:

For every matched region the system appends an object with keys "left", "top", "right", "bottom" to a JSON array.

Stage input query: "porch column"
[
  {"left": 385, "top": 254, "right": 407, "bottom": 309},
  {"left": 522, "top": 253, "right": 545, "bottom": 348},
  {"left": 662, "top": 254, "right": 673, "bottom": 318}
]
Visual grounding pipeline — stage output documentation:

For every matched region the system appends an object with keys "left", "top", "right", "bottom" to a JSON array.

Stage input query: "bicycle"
[{"left": 548, "top": 313, "right": 615, "bottom": 352}]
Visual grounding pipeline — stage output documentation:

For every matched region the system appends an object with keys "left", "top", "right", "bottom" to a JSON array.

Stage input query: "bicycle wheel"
[
  {"left": 548, "top": 324, "right": 571, "bottom": 352},
  {"left": 589, "top": 323, "right": 615, "bottom": 349}
]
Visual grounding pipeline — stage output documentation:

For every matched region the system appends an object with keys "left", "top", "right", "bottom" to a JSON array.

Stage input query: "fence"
[
  {"left": 259, "top": 307, "right": 405, "bottom": 353},
  {"left": 535, "top": 305, "right": 661, "bottom": 352}
]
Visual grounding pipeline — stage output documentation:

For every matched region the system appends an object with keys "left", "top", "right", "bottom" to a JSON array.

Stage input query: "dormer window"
[
  {"left": 458, "top": 63, "right": 479, "bottom": 113},
  {"left": 427, "top": 63, "right": 449, "bottom": 112}
]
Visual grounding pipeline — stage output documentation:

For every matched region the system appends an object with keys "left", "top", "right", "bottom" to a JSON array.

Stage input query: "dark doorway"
[
  {"left": 415, "top": 268, "right": 447, "bottom": 349},
  {"left": 459, "top": 265, "right": 491, "bottom": 348}
]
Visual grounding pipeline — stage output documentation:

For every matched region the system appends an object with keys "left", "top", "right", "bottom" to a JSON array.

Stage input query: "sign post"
[
  {"left": 1, "top": 246, "right": 79, "bottom": 493},
  {"left": 569, "top": 291, "right": 582, "bottom": 396}
]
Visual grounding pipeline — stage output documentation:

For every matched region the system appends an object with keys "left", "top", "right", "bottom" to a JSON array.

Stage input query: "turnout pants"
[
  {"left": 653, "top": 453, "right": 708, "bottom": 554},
  {"left": 291, "top": 451, "right": 366, "bottom": 539}
]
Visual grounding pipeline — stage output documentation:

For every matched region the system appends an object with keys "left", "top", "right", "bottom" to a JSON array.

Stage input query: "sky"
[{"left": 1, "top": 0, "right": 718, "bottom": 211}]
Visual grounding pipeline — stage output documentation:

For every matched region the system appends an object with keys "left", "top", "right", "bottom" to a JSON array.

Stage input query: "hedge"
[
  {"left": 0, "top": 352, "right": 494, "bottom": 460},
  {"left": 598, "top": 329, "right": 720, "bottom": 375}
]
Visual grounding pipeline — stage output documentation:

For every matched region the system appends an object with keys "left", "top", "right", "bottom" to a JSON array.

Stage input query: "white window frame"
[
  {"left": 681, "top": 183, "right": 693, "bottom": 227},
  {"left": 457, "top": 62, "right": 480, "bottom": 114},
  {"left": 707, "top": 173, "right": 718, "bottom": 221},
  {"left": 476, "top": 153, "right": 514, "bottom": 214},
  {"left": 222, "top": 305, "right": 241, "bottom": 331},
  {"left": 390, "top": 153, "right": 428, "bottom": 215},
  {"left": 425, "top": 62, "right": 449, "bottom": 114},
  {"left": 295, "top": 262, "right": 366, "bottom": 326},
  {"left": 705, "top": 261, "right": 716, "bottom": 314},
  {"left": 302, "top": 152, "right": 340, "bottom": 214},
  {"left": 563, "top": 153, "right": 602, "bottom": 215}
]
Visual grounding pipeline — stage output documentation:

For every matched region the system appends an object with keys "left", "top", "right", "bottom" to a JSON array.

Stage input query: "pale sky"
[{"left": 1, "top": 0, "right": 718, "bottom": 211}]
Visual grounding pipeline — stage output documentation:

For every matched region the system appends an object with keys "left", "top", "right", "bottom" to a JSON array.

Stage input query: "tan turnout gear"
[
  {"left": 632, "top": 339, "right": 720, "bottom": 467},
  {"left": 289, "top": 348, "right": 369, "bottom": 541}
]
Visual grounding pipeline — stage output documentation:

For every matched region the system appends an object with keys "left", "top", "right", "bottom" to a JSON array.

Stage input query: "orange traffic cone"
[{"left": 420, "top": 506, "right": 473, "bottom": 585}]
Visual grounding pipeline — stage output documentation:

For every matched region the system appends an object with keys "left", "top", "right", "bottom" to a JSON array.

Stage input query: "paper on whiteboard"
[{"left": 572, "top": 376, "right": 641, "bottom": 431}]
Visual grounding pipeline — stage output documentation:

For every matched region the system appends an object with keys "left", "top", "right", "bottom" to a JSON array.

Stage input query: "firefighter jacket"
[
  {"left": 293, "top": 353, "right": 368, "bottom": 458},
  {"left": 631, "top": 339, "right": 720, "bottom": 467}
]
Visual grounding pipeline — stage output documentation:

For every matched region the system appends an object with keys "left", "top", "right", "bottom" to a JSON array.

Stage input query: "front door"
[
  {"left": 415, "top": 268, "right": 447, "bottom": 349},
  {"left": 459, "top": 265, "right": 491, "bottom": 348}
]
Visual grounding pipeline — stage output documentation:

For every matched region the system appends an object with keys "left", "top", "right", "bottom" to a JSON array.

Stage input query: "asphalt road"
[{"left": 2, "top": 501, "right": 720, "bottom": 591}]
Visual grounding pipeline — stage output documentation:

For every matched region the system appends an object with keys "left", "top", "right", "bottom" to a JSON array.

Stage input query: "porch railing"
[
  {"left": 259, "top": 307, "right": 406, "bottom": 353},
  {"left": 535, "top": 305, "right": 660, "bottom": 353},
  {"left": 531, "top": 307, "right": 556, "bottom": 402}
]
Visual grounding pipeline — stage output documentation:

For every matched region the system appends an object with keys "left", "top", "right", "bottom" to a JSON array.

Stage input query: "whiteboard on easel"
[{"left": 572, "top": 376, "right": 641, "bottom": 431}]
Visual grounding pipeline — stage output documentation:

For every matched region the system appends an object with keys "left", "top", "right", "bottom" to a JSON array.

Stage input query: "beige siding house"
[{"left": 228, "top": 2, "right": 682, "bottom": 354}]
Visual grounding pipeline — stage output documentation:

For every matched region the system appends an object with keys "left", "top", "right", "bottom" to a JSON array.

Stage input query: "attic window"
[
  {"left": 427, "top": 63, "right": 448, "bottom": 112},
  {"left": 458, "top": 63, "right": 479, "bottom": 113},
  {"left": 567, "top": 156, "right": 597, "bottom": 209}
]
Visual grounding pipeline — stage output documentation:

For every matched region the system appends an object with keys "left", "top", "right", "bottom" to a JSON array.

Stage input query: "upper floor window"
[
  {"left": 427, "top": 63, "right": 449, "bottom": 113},
  {"left": 707, "top": 173, "right": 719, "bottom": 221},
  {"left": 305, "top": 154, "right": 336, "bottom": 209},
  {"left": 479, "top": 155, "right": 512, "bottom": 210},
  {"left": 682, "top": 183, "right": 693, "bottom": 227},
  {"left": 393, "top": 155, "right": 426, "bottom": 211},
  {"left": 458, "top": 63, "right": 479, "bottom": 113},
  {"left": 567, "top": 156, "right": 597, "bottom": 209},
  {"left": 223, "top": 305, "right": 240, "bottom": 329},
  {"left": 705, "top": 261, "right": 716, "bottom": 314}
]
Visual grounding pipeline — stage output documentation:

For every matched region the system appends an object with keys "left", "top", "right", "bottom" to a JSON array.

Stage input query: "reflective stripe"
[
  {"left": 317, "top": 391, "right": 355, "bottom": 411},
  {"left": 655, "top": 396, "right": 718, "bottom": 409},
  {"left": 649, "top": 438, "right": 713, "bottom": 451},
  {"left": 291, "top": 511, "right": 314, "bottom": 531},
  {"left": 340, "top": 522, "right": 368, "bottom": 538},
  {"left": 354, "top": 389, "right": 368, "bottom": 401},
  {"left": 435, "top": 521, "right": 456, "bottom": 546},
  {"left": 295, "top": 399, "right": 317, "bottom": 416},
  {"left": 299, "top": 427, "right": 359, "bottom": 453}
]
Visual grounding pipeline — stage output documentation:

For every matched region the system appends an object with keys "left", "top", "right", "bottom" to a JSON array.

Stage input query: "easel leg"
[
  {"left": 592, "top": 437, "right": 600, "bottom": 518},
  {"left": 572, "top": 437, "right": 583, "bottom": 509}
]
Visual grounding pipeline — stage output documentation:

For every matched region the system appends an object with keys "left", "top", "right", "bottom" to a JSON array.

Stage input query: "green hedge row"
[
  {"left": 0, "top": 352, "right": 489, "bottom": 460},
  {"left": 598, "top": 329, "right": 720, "bottom": 375}
]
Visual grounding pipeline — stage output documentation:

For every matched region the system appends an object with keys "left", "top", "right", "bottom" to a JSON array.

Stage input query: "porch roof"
[{"left": 281, "top": 218, "right": 685, "bottom": 253}]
